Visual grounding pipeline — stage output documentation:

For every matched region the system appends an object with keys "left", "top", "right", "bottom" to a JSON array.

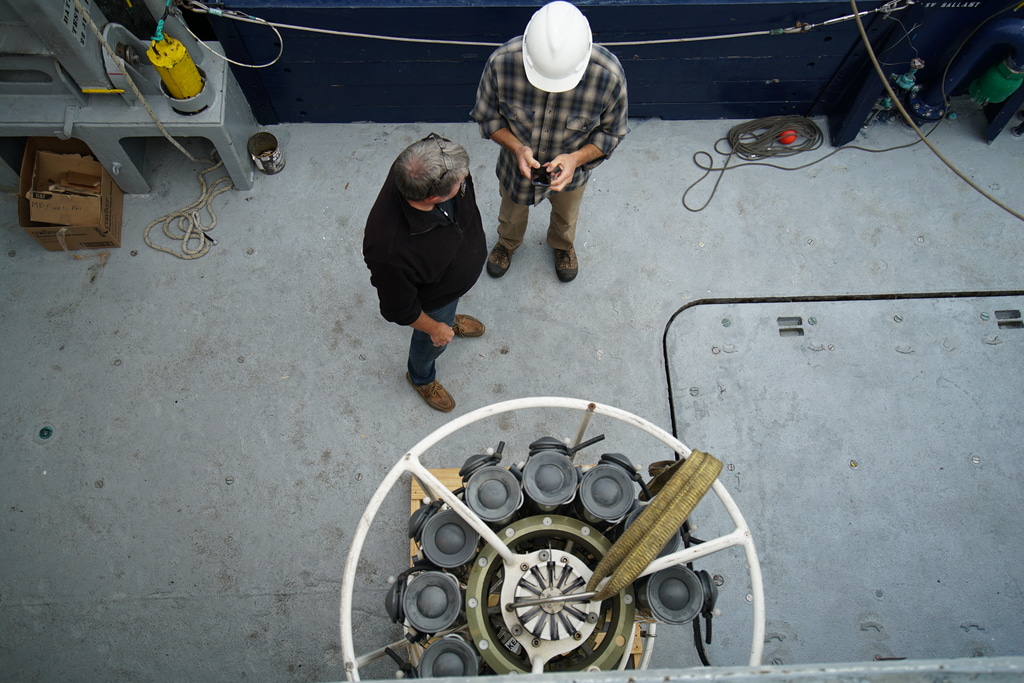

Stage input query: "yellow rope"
[{"left": 587, "top": 449, "right": 722, "bottom": 602}]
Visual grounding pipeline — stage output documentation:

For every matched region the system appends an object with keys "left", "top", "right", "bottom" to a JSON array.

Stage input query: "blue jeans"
[{"left": 407, "top": 299, "right": 458, "bottom": 386}]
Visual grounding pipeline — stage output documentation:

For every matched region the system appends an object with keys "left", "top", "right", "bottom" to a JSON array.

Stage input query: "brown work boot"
[
  {"left": 452, "top": 314, "right": 485, "bottom": 338},
  {"left": 554, "top": 246, "right": 578, "bottom": 282},
  {"left": 406, "top": 372, "right": 456, "bottom": 412},
  {"left": 486, "top": 243, "right": 513, "bottom": 278}
]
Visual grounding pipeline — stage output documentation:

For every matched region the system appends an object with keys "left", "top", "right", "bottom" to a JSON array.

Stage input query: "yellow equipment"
[{"left": 147, "top": 35, "right": 203, "bottom": 100}]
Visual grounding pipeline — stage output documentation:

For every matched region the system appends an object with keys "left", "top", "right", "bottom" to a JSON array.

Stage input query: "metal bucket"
[{"left": 247, "top": 132, "right": 285, "bottom": 175}]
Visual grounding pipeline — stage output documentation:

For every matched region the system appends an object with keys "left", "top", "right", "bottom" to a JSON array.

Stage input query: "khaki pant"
[{"left": 496, "top": 184, "right": 587, "bottom": 252}]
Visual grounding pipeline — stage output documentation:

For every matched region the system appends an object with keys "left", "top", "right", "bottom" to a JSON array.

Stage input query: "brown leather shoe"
[
  {"left": 554, "top": 246, "right": 578, "bottom": 282},
  {"left": 406, "top": 372, "right": 456, "bottom": 412},
  {"left": 487, "top": 243, "right": 513, "bottom": 278},
  {"left": 452, "top": 314, "right": 485, "bottom": 338}
]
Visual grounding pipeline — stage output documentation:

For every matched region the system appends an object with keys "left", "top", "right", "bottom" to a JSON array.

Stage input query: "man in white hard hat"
[{"left": 470, "top": 0, "right": 628, "bottom": 282}]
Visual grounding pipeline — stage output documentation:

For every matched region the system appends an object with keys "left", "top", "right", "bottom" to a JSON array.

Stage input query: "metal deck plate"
[{"left": 665, "top": 294, "right": 1024, "bottom": 666}]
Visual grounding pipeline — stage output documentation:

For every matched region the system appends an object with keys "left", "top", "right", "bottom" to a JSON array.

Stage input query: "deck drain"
[
  {"left": 994, "top": 309, "right": 1022, "bottom": 330},
  {"left": 777, "top": 316, "right": 804, "bottom": 337}
]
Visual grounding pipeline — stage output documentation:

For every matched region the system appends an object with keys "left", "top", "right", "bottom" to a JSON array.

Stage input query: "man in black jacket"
[{"left": 363, "top": 134, "right": 487, "bottom": 412}]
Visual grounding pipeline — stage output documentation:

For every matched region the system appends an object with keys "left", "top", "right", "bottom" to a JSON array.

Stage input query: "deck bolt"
[
  {"left": 225, "top": 476, "right": 234, "bottom": 485},
  {"left": 38, "top": 426, "right": 53, "bottom": 440},
  {"left": 850, "top": 459, "right": 858, "bottom": 468},
  {"left": 893, "top": 315, "right": 903, "bottom": 323},
  {"left": 808, "top": 317, "right": 817, "bottom": 325},
  {"left": 95, "top": 479, "right": 104, "bottom": 488},
  {"left": 980, "top": 312, "right": 990, "bottom": 321},
  {"left": 689, "top": 387, "right": 699, "bottom": 396},
  {"left": 713, "top": 574, "right": 725, "bottom": 586},
  {"left": 722, "top": 318, "right": 731, "bottom": 327},
  {"left": 712, "top": 346, "right": 721, "bottom": 354},
  {"left": 130, "top": 250, "right": 138, "bottom": 256},
  {"left": 971, "top": 456, "right": 981, "bottom": 465},
  {"left": 7, "top": 250, "right": 15, "bottom": 257},
  {"left": 246, "top": 248, "right": 255, "bottom": 255},
  {"left": 112, "top": 359, "right": 122, "bottom": 366},
  {"left": 237, "top": 356, "right": 245, "bottom": 363}
]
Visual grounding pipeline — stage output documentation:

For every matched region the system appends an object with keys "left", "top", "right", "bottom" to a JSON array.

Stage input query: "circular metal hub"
[
  {"left": 465, "top": 514, "right": 635, "bottom": 673},
  {"left": 506, "top": 549, "right": 595, "bottom": 641}
]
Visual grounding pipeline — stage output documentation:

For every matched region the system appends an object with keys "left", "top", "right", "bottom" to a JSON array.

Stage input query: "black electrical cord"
[
  {"left": 681, "top": 519, "right": 713, "bottom": 665},
  {"left": 682, "top": 113, "right": 945, "bottom": 213},
  {"left": 682, "top": 115, "right": 823, "bottom": 212},
  {"left": 724, "top": 116, "right": 826, "bottom": 160}
]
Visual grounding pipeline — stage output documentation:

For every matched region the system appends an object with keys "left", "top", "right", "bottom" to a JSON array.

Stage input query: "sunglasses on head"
[{"left": 424, "top": 132, "right": 454, "bottom": 175}]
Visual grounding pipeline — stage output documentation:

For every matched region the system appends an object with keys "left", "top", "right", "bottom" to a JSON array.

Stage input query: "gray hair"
[{"left": 395, "top": 134, "right": 470, "bottom": 201}]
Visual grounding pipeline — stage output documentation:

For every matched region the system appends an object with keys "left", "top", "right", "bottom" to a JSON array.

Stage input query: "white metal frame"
[{"left": 338, "top": 397, "right": 765, "bottom": 680}]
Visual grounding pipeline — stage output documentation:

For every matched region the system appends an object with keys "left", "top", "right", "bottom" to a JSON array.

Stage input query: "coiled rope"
[
  {"left": 683, "top": 115, "right": 824, "bottom": 212},
  {"left": 144, "top": 160, "right": 233, "bottom": 259},
  {"left": 724, "top": 115, "right": 824, "bottom": 160}
]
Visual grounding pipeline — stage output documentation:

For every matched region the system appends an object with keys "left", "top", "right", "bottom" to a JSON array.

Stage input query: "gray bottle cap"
[
  {"left": 638, "top": 566, "right": 704, "bottom": 624},
  {"left": 465, "top": 466, "right": 523, "bottom": 522},
  {"left": 523, "top": 450, "right": 579, "bottom": 508},
  {"left": 420, "top": 509, "right": 480, "bottom": 568},
  {"left": 403, "top": 571, "right": 462, "bottom": 634},
  {"left": 579, "top": 463, "right": 636, "bottom": 523},
  {"left": 419, "top": 634, "right": 480, "bottom": 677}
]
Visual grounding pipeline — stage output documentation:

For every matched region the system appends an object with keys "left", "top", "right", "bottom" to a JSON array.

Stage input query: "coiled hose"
[{"left": 683, "top": 115, "right": 824, "bottom": 212}]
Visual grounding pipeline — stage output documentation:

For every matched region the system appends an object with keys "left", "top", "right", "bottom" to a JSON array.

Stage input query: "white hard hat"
[{"left": 522, "top": 1, "right": 593, "bottom": 93}]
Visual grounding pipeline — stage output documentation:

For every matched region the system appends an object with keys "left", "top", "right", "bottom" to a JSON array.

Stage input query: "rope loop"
[{"left": 144, "top": 160, "right": 234, "bottom": 260}]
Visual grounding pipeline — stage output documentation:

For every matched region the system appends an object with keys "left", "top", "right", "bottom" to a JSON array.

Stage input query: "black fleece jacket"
[{"left": 362, "top": 163, "right": 486, "bottom": 326}]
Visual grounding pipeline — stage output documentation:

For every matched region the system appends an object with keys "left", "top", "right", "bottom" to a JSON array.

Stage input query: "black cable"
[
  {"left": 681, "top": 519, "right": 713, "bottom": 666},
  {"left": 682, "top": 115, "right": 823, "bottom": 213},
  {"left": 682, "top": 114, "right": 943, "bottom": 213},
  {"left": 684, "top": 0, "right": 1024, "bottom": 215}
]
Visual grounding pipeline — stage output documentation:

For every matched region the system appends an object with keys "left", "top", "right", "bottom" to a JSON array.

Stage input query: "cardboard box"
[
  {"left": 18, "top": 137, "right": 123, "bottom": 251},
  {"left": 27, "top": 151, "right": 103, "bottom": 225}
]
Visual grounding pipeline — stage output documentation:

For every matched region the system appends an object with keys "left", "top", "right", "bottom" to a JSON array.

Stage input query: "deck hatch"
[{"left": 665, "top": 294, "right": 1024, "bottom": 667}]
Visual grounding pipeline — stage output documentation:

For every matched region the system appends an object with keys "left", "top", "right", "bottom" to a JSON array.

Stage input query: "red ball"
[{"left": 778, "top": 129, "right": 798, "bottom": 145}]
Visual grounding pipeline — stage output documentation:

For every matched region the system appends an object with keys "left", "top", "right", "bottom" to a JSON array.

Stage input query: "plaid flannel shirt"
[{"left": 470, "top": 37, "right": 628, "bottom": 206}]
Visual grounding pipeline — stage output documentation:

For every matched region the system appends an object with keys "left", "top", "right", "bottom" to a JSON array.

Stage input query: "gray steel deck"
[{"left": 1, "top": 106, "right": 1022, "bottom": 681}]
